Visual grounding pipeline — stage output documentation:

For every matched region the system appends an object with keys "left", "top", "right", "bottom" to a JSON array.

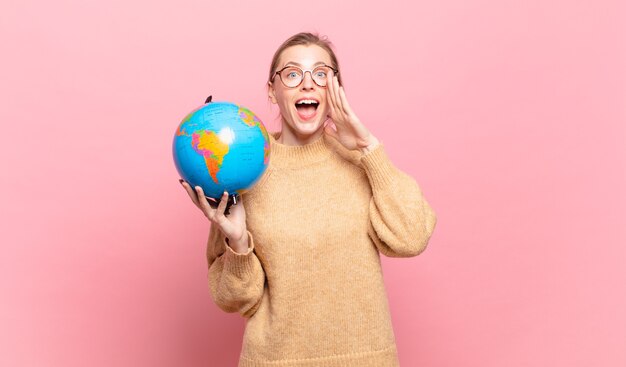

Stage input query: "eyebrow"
[{"left": 283, "top": 61, "right": 327, "bottom": 68}]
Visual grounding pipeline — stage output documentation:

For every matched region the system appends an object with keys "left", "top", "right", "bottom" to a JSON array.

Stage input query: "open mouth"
[{"left": 295, "top": 99, "right": 319, "bottom": 121}]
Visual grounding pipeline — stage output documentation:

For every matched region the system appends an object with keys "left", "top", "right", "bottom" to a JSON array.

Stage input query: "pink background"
[{"left": 2, "top": 0, "right": 625, "bottom": 366}]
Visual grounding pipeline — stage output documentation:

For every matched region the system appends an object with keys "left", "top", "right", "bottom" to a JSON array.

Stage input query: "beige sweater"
[{"left": 206, "top": 131, "right": 437, "bottom": 366}]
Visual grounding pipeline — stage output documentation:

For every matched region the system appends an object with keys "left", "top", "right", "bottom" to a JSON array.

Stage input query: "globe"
[{"left": 173, "top": 97, "right": 270, "bottom": 213}]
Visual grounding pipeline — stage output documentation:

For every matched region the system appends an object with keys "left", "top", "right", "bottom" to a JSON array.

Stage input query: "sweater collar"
[{"left": 268, "top": 131, "right": 333, "bottom": 169}]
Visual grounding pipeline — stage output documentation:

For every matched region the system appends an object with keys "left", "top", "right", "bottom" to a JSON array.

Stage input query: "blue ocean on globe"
[{"left": 173, "top": 100, "right": 270, "bottom": 200}]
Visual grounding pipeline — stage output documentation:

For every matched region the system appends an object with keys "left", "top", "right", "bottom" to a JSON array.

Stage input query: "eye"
[
  {"left": 282, "top": 67, "right": 302, "bottom": 80},
  {"left": 313, "top": 66, "right": 331, "bottom": 79}
]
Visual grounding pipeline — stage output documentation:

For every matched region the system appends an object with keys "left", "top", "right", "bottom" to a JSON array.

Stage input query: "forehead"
[{"left": 277, "top": 44, "right": 333, "bottom": 68}]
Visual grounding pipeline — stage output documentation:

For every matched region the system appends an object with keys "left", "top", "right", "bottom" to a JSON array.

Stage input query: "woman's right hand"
[{"left": 179, "top": 180, "right": 249, "bottom": 252}]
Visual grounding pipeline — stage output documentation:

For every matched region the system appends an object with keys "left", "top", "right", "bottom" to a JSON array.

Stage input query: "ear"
[{"left": 268, "top": 81, "right": 278, "bottom": 104}]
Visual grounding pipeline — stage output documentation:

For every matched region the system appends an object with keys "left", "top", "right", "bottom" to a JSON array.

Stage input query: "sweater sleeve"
[
  {"left": 206, "top": 224, "right": 266, "bottom": 318},
  {"left": 360, "top": 143, "right": 438, "bottom": 258}
]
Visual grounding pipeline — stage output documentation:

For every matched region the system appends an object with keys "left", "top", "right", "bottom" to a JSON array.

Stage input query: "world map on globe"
[{"left": 173, "top": 101, "right": 270, "bottom": 199}]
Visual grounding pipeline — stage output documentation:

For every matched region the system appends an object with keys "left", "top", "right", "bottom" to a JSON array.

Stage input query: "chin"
[{"left": 295, "top": 120, "right": 326, "bottom": 137}]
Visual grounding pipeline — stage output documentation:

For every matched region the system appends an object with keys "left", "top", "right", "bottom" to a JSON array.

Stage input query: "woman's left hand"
[{"left": 324, "top": 72, "right": 380, "bottom": 153}]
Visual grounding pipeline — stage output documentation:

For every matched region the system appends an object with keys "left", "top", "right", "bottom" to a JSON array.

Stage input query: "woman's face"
[{"left": 268, "top": 44, "right": 334, "bottom": 138}]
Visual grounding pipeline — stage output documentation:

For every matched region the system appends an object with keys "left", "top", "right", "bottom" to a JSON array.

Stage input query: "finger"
[
  {"left": 215, "top": 191, "right": 229, "bottom": 221},
  {"left": 195, "top": 186, "right": 216, "bottom": 219},
  {"left": 333, "top": 79, "right": 348, "bottom": 125},
  {"left": 327, "top": 86, "right": 342, "bottom": 125},
  {"left": 333, "top": 76, "right": 344, "bottom": 114},
  {"left": 338, "top": 86, "right": 354, "bottom": 117},
  {"left": 180, "top": 180, "right": 201, "bottom": 208},
  {"left": 327, "top": 69, "right": 334, "bottom": 92},
  {"left": 326, "top": 73, "right": 337, "bottom": 113},
  {"left": 327, "top": 94, "right": 337, "bottom": 121},
  {"left": 337, "top": 87, "right": 366, "bottom": 134}
]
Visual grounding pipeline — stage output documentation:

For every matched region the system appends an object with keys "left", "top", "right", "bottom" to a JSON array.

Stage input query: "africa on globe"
[{"left": 173, "top": 96, "right": 270, "bottom": 213}]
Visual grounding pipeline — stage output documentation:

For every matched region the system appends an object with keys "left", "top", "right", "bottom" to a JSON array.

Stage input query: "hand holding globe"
[
  {"left": 179, "top": 181, "right": 249, "bottom": 252},
  {"left": 173, "top": 96, "right": 270, "bottom": 248}
]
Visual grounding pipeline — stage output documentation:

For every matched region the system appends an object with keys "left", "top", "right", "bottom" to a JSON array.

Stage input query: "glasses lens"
[
  {"left": 312, "top": 66, "right": 331, "bottom": 87},
  {"left": 280, "top": 67, "right": 303, "bottom": 87}
]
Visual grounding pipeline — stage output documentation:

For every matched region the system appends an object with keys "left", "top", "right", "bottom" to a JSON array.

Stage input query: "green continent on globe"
[
  {"left": 238, "top": 106, "right": 271, "bottom": 164},
  {"left": 191, "top": 130, "right": 229, "bottom": 183}
]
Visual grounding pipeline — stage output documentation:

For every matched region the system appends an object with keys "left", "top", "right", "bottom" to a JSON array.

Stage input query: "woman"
[{"left": 180, "top": 32, "right": 437, "bottom": 367}]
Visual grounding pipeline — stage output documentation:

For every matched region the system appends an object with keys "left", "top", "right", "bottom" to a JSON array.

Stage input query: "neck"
[{"left": 277, "top": 121, "right": 325, "bottom": 146}]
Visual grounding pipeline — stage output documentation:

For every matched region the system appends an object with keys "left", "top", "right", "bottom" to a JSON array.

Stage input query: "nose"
[{"left": 300, "top": 71, "right": 316, "bottom": 90}]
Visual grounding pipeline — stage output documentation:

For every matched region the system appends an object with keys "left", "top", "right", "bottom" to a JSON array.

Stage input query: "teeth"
[{"left": 296, "top": 99, "right": 318, "bottom": 105}]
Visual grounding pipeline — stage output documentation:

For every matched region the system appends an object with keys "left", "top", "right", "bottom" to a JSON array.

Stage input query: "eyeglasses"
[{"left": 272, "top": 64, "right": 339, "bottom": 88}]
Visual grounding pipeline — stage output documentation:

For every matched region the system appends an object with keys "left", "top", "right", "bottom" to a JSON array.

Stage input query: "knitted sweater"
[{"left": 206, "top": 131, "right": 437, "bottom": 366}]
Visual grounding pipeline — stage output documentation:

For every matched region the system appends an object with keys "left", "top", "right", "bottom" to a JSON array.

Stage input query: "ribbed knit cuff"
[
  {"left": 360, "top": 143, "right": 397, "bottom": 190},
  {"left": 239, "top": 344, "right": 399, "bottom": 367},
  {"left": 222, "top": 230, "right": 256, "bottom": 278}
]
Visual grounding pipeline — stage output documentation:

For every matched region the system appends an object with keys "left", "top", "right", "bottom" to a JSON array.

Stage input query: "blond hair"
[{"left": 268, "top": 32, "right": 343, "bottom": 87}]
